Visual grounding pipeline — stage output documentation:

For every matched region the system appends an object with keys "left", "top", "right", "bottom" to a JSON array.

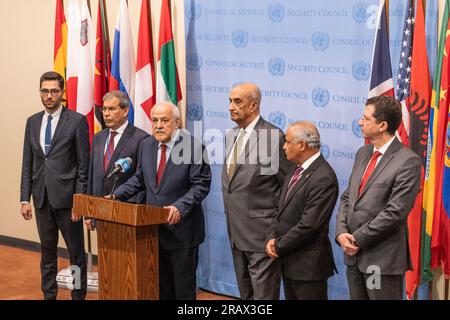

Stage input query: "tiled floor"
[{"left": 0, "top": 244, "right": 234, "bottom": 300}]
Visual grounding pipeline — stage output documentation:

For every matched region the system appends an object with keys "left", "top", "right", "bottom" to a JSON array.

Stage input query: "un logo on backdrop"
[
  {"left": 311, "top": 31, "right": 330, "bottom": 52},
  {"left": 185, "top": 1, "right": 202, "bottom": 20},
  {"left": 232, "top": 30, "right": 249, "bottom": 48},
  {"left": 311, "top": 87, "right": 330, "bottom": 108},
  {"left": 268, "top": 3, "right": 285, "bottom": 22},
  {"left": 268, "top": 57, "right": 285, "bottom": 76},
  {"left": 352, "top": 119, "right": 363, "bottom": 138},
  {"left": 352, "top": 61, "right": 370, "bottom": 81},
  {"left": 320, "top": 144, "right": 330, "bottom": 160},
  {"left": 186, "top": 54, "right": 202, "bottom": 71},
  {"left": 352, "top": 2, "right": 369, "bottom": 23},
  {"left": 187, "top": 104, "right": 203, "bottom": 121},
  {"left": 269, "top": 111, "right": 286, "bottom": 130}
]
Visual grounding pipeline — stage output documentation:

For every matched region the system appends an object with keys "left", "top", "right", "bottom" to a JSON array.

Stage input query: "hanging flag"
[
  {"left": 135, "top": 0, "right": 156, "bottom": 132},
  {"left": 422, "top": 0, "right": 450, "bottom": 283},
  {"left": 156, "top": 0, "right": 182, "bottom": 105},
  {"left": 54, "top": 0, "right": 67, "bottom": 105},
  {"left": 93, "top": 0, "right": 111, "bottom": 133},
  {"left": 398, "top": 0, "right": 432, "bottom": 299},
  {"left": 66, "top": 0, "right": 95, "bottom": 142},
  {"left": 110, "top": 0, "right": 135, "bottom": 124},
  {"left": 430, "top": 0, "right": 450, "bottom": 277},
  {"left": 368, "top": 0, "right": 408, "bottom": 144}
]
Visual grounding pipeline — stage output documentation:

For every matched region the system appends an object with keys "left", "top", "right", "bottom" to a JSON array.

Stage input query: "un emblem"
[
  {"left": 311, "top": 87, "right": 330, "bottom": 108},
  {"left": 187, "top": 104, "right": 203, "bottom": 121},
  {"left": 185, "top": 1, "right": 201, "bottom": 20},
  {"left": 232, "top": 29, "right": 249, "bottom": 48},
  {"left": 352, "top": 119, "right": 363, "bottom": 138},
  {"left": 352, "top": 61, "right": 370, "bottom": 81},
  {"left": 186, "top": 54, "right": 202, "bottom": 71},
  {"left": 320, "top": 144, "right": 330, "bottom": 160},
  {"left": 311, "top": 31, "right": 330, "bottom": 52},
  {"left": 268, "top": 57, "right": 285, "bottom": 76},
  {"left": 269, "top": 111, "right": 286, "bottom": 130},
  {"left": 352, "top": 2, "right": 369, "bottom": 23},
  {"left": 268, "top": 3, "right": 285, "bottom": 22}
]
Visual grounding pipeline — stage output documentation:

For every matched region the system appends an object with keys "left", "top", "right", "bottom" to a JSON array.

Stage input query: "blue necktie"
[{"left": 44, "top": 115, "right": 53, "bottom": 155}]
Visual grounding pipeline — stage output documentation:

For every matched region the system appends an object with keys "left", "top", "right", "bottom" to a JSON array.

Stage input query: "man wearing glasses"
[
  {"left": 20, "top": 71, "right": 90, "bottom": 300},
  {"left": 83, "top": 90, "right": 148, "bottom": 230}
]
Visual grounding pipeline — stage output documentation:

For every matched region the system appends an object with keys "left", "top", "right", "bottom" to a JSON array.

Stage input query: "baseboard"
[{"left": 0, "top": 234, "right": 98, "bottom": 264}]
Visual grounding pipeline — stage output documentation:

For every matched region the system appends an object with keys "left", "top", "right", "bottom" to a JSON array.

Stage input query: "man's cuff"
[{"left": 20, "top": 201, "right": 30, "bottom": 205}]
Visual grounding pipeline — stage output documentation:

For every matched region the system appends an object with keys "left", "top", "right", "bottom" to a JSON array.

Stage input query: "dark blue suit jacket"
[
  {"left": 113, "top": 131, "right": 212, "bottom": 250},
  {"left": 20, "top": 107, "right": 90, "bottom": 209},
  {"left": 87, "top": 123, "right": 148, "bottom": 203}
]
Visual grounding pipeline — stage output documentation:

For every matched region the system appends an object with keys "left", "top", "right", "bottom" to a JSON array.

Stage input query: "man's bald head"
[{"left": 228, "top": 83, "right": 261, "bottom": 128}]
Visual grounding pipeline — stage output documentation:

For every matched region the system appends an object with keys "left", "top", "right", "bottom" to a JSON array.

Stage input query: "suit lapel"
[
  {"left": 357, "top": 138, "right": 401, "bottom": 199},
  {"left": 228, "top": 117, "right": 264, "bottom": 183},
  {"left": 97, "top": 130, "right": 108, "bottom": 175},
  {"left": 352, "top": 146, "right": 373, "bottom": 200},
  {"left": 156, "top": 132, "right": 184, "bottom": 191},
  {"left": 32, "top": 111, "right": 46, "bottom": 157},
  {"left": 280, "top": 156, "right": 323, "bottom": 211},
  {"left": 47, "top": 106, "right": 68, "bottom": 155},
  {"left": 104, "top": 124, "right": 134, "bottom": 175}
]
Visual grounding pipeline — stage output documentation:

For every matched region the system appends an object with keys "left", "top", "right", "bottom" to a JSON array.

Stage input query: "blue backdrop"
[{"left": 184, "top": 0, "right": 438, "bottom": 299}]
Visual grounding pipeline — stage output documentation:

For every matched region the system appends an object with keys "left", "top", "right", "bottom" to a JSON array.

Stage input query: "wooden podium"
[{"left": 72, "top": 194, "right": 169, "bottom": 300}]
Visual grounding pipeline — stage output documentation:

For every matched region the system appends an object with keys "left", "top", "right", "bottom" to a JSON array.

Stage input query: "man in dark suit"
[
  {"left": 266, "top": 121, "right": 338, "bottom": 300},
  {"left": 83, "top": 91, "right": 148, "bottom": 230},
  {"left": 222, "top": 83, "right": 292, "bottom": 300},
  {"left": 20, "top": 71, "right": 90, "bottom": 300},
  {"left": 336, "top": 96, "right": 421, "bottom": 300},
  {"left": 112, "top": 101, "right": 211, "bottom": 300}
]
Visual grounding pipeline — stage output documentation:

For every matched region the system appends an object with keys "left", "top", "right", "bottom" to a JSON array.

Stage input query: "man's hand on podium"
[
  {"left": 104, "top": 194, "right": 115, "bottom": 200},
  {"left": 84, "top": 218, "right": 96, "bottom": 231},
  {"left": 20, "top": 203, "right": 33, "bottom": 220},
  {"left": 164, "top": 206, "right": 181, "bottom": 225},
  {"left": 71, "top": 209, "right": 82, "bottom": 222}
]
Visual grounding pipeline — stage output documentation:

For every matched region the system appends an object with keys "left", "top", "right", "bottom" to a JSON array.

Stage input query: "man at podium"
[
  {"left": 111, "top": 101, "right": 211, "bottom": 300},
  {"left": 83, "top": 90, "right": 149, "bottom": 230}
]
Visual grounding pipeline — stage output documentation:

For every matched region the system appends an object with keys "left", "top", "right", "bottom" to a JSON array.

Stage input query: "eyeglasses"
[
  {"left": 39, "top": 88, "right": 62, "bottom": 97},
  {"left": 100, "top": 106, "right": 122, "bottom": 113}
]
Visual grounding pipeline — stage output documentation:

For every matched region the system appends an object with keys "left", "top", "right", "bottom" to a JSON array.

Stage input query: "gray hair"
[
  {"left": 151, "top": 101, "right": 181, "bottom": 120},
  {"left": 103, "top": 90, "right": 130, "bottom": 109},
  {"left": 290, "top": 121, "right": 321, "bottom": 149}
]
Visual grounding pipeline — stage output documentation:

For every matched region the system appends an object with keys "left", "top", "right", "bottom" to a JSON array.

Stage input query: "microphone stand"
[{"left": 109, "top": 172, "right": 121, "bottom": 197}]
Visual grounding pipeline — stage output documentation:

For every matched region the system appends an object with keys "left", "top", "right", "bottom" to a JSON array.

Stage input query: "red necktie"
[
  {"left": 359, "top": 151, "right": 382, "bottom": 195},
  {"left": 104, "top": 131, "right": 117, "bottom": 171},
  {"left": 284, "top": 166, "right": 304, "bottom": 201},
  {"left": 157, "top": 144, "right": 167, "bottom": 185}
]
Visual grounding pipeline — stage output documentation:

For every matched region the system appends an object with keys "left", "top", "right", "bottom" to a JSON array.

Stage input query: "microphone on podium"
[{"left": 106, "top": 157, "right": 132, "bottom": 179}]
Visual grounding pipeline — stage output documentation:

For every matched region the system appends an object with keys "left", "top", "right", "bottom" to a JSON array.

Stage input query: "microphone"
[{"left": 106, "top": 157, "right": 132, "bottom": 179}]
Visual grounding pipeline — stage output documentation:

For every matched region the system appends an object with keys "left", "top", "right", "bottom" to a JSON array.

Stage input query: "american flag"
[{"left": 395, "top": 0, "right": 415, "bottom": 146}]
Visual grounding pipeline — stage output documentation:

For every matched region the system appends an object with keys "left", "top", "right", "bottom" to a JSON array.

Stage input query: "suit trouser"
[
  {"left": 346, "top": 265, "right": 403, "bottom": 300},
  {"left": 159, "top": 245, "right": 199, "bottom": 300},
  {"left": 231, "top": 247, "right": 281, "bottom": 300},
  {"left": 282, "top": 273, "right": 328, "bottom": 300},
  {"left": 34, "top": 193, "right": 87, "bottom": 300}
]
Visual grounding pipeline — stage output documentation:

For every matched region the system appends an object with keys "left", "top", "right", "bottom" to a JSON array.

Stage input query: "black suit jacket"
[
  {"left": 269, "top": 155, "right": 338, "bottom": 281},
  {"left": 20, "top": 107, "right": 90, "bottom": 209},
  {"left": 114, "top": 131, "right": 212, "bottom": 250},
  {"left": 87, "top": 123, "right": 149, "bottom": 203}
]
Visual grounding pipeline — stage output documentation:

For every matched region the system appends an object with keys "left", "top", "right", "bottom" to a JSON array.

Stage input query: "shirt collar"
[
  {"left": 242, "top": 115, "right": 261, "bottom": 135},
  {"left": 44, "top": 105, "right": 62, "bottom": 118},
  {"left": 374, "top": 136, "right": 395, "bottom": 155},
  {"left": 300, "top": 151, "right": 321, "bottom": 172},
  {"left": 159, "top": 128, "right": 180, "bottom": 150},
  {"left": 110, "top": 120, "right": 129, "bottom": 135}
]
